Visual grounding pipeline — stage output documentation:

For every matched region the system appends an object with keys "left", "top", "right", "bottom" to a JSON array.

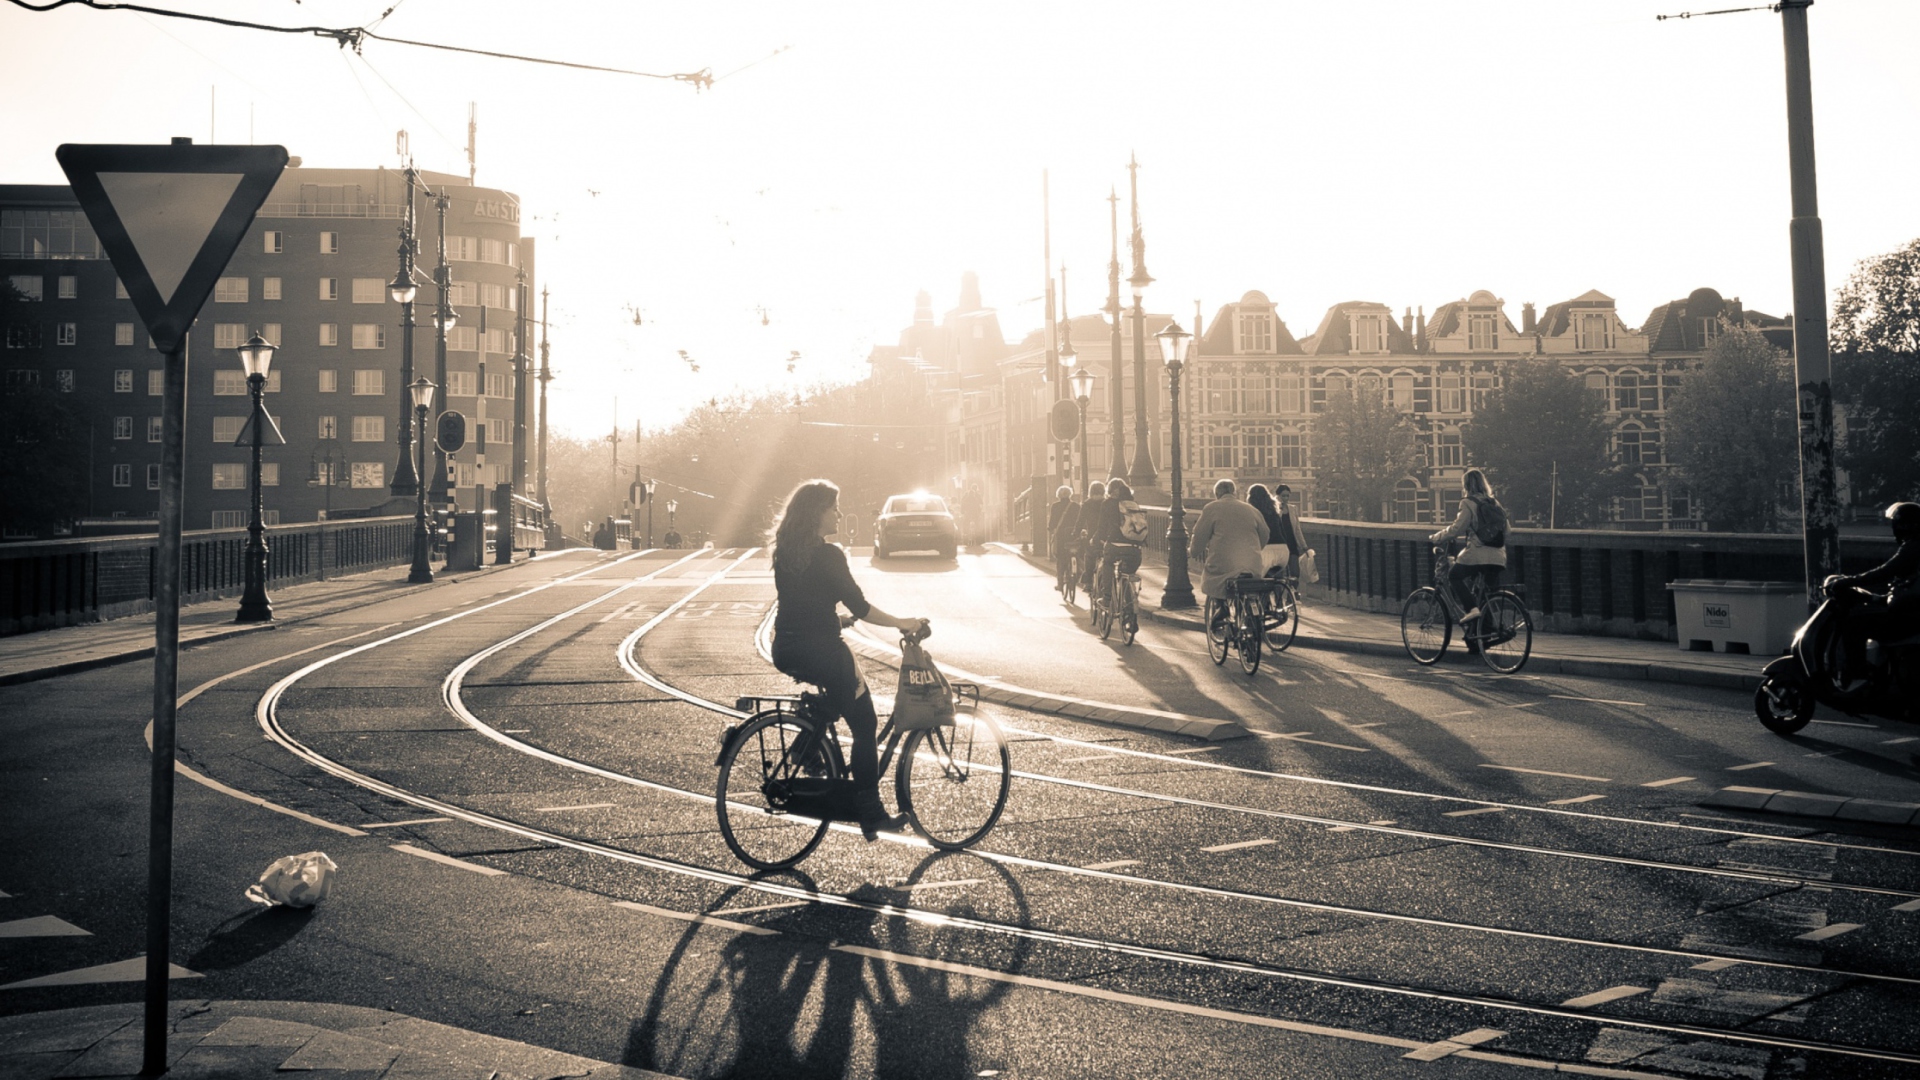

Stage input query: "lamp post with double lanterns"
[
  {"left": 388, "top": 164, "right": 421, "bottom": 496},
  {"left": 1156, "top": 320, "right": 1195, "bottom": 609},
  {"left": 408, "top": 376, "right": 437, "bottom": 583},
  {"left": 235, "top": 332, "right": 278, "bottom": 623},
  {"left": 1069, "top": 364, "right": 1095, "bottom": 493}
]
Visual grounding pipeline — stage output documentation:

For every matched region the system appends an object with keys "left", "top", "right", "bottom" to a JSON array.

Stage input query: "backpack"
[
  {"left": 1116, "top": 500, "right": 1150, "bottom": 543},
  {"left": 1471, "top": 495, "right": 1508, "bottom": 548}
]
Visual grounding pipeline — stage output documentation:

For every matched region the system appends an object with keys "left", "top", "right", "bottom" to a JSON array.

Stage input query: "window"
[
  {"left": 481, "top": 238, "right": 507, "bottom": 264},
  {"left": 1241, "top": 430, "right": 1272, "bottom": 471},
  {"left": 148, "top": 370, "right": 164, "bottom": 395},
  {"left": 1471, "top": 372, "right": 1497, "bottom": 410},
  {"left": 447, "top": 326, "right": 477, "bottom": 352},
  {"left": 214, "top": 277, "right": 247, "bottom": 303},
  {"left": 485, "top": 372, "right": 514, "bottom": 398},
  {"left": 9, "top": 275, "right": 44, "bottom": 301},
  {"left": 455, "top": 463, "right": 475, "bottom": 488},
  {"left": 480, "top": 282, "right": 511, "bottom": 309},
  {"left": 1350, "top": 314, "right": 1383, "bottom": 353},
  {"left": 211, "top": 369, "right": 245, "bottom": 396},
  {"left": 115, "top": 323, "right": 134, "bottom": 347},
  {"left": 1276, "top": 375, "right": 1306, "bottom": 414},
  {"left": 350, "top": 462, "right": 385, "bottom": 489},
  {"left": 261, "top": 463, "right": 279, "bottom": 487},
  {"left": 351, "top": 369, "right": 384, "bottom": 395},
  {"left": 319, "top": 231, "right": 339, "bottom": 254},
  {"left": 351, "top": 324, "right": 386, "bottom": 349},
  {"left": 115, "top": 277, "right": 129, "bottom": 299},
  {"left": 447, "top": 236, "right": 479, "bottom": 262},
  {"left": 318, "top": 278, "right": 338, "bottom": 301},
  {"left": 318, "top": 369, "right": 338, "bottom": 393},
  {"left": 56, "top": 322, "right": 75, "bottom": 345},
  {"left": 213, "top": 416, "right": 245, "bottom": 442},
  {"left": 1389, "top": 374, "right": 1415, "bottom": 412},
  {"left": 1209, "top": 434, "right": 1234, "bottom": 469},
  {"left": 211, "top": 510, "right": 244, "bottom": 529},
  {"left": 1394, "top": 481, "right": 1422, "bottom": 524},
  {"left": 484, "top": 417, "right": 509, "bottom": 444},
  {"left": 351, "top": 415, "right": 385, "bottom": 442},
  {"left": 5, "top": 369, "right": 39, "bottom": 390},
  {"left": 213, "top": 323, "right": 246, "bottom": 350},
  {"left": 449, "top": 280, "right": 478, "bottom": 307},
  {"left": 1700, "top": 318, "right": 1720, "bottom": 345},
  {"left": 1278, "top": 432, "right": 1306, "bottom": 469},
  {"left": 318, "top": 323, "right": 338, "bottom": 347},
  {"left": 263, "top": 231, "right": 283, "bottom": 254},
  {"left": 112, "top": 463, "right": 132, "bottom": 487},
  {"left": 317, "top": 415, "right": 338, "bottom": 439},
  {"left": 1615, "top": 371, "right": 1653, "bottom": 412},
  {"left": 262, "top": 277, "right": 282, "bottom": 301},
  {"left": 212, "top": 464, "right": 245, "bottom": 489},
  {"left": 1, "top": 210, "right": 101, "bottom": 260},
  {"left": 54, "top": 368, "right": 73, "bottom": 391},
  {"left": 261, "top": 324, "right": 282, "bottom": 350},
  {"left": 6, "top": 324, "right": 43, "bottom": 349},
  {"left": 352, "top": 277, "right": 386, "bottom": 303},
  {"left": 1575, "top": 312, "right": 1614, "bottom": 351},
  {"left": 1468, "top": 313, "right": 1498, "bottom": 351},
  {"left": 113, "top": 416, "right": 133, "bottom": 439},
  {"left": 1438, "top": 373, "right": 1464, "bottom": 413},
  {"left": 147, "top": 416, "right": 163, "bottom": 442},
  {"left": 1436, "top": 430, "right": 1462, "bottom": 467},
  {"left": 445, "top": 370, "right": 476, "bottom": 397},
  {"left": 57, "top": 276, "right": 76, "bottom": 299},
  {"left": 114, "top": 369, "right": 133, "bottom": 392},
  {"left": 146, "top": 464, "right": 160, "bottom": 490}
]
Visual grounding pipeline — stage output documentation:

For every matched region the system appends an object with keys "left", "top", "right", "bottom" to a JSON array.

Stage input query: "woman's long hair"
[
  {"left": 1463, "top": 468, "right": 1495, "bottom": 499},
  {"left": 1246, "top": 483, "right": 1277, "bottom": 518},
  {"left": 770, "top": 479, "right": 838, "bottom": 573},
  {"left": 1107, "top": 478, "right": 1133, "bottom": 501}
]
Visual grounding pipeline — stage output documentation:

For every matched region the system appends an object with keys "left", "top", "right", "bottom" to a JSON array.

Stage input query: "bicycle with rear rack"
[
  {"left": 714, "top": 630, "right": 1005, "bottom": 870},
  {"left": 1400, "top": 545, "right": 1532, "bottom": 674},
  {"left": 1207, "top": 573, "right": 1278, "bottom": 675}
]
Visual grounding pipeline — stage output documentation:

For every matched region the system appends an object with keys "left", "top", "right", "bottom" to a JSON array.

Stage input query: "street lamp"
[
  {"left": 428, "top": 191, "right": 456, "bottom": 504},
  {"left": 408, "top": 376, "right": 437, "bottom": 583},
  {"left": 1069, "top": 364, "right": 1095, "bottom": 493},
  {"left": 1125, "top": 153, "right": 1158, "bottom": 491},
  {"left": 389, "top": 164, "right": 421, "bottom": 496},
  {"left": 307, "top": 444, "right": 349, "bottom": 580},
  {"left": 235, "top": 332, "right": 277, "bottom": 623},
  {"left": 1156, "top": 319, "right": 1196, "bottom": 609},
  {"left": 642, "top": 478, "right": 656, "bottom": 547},
  {"left": 667, "top": 498, "right": 678, "bottom": 545}
]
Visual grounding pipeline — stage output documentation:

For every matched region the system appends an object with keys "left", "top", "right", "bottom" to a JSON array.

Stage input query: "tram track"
[{"left": 233, "top": 548, "right": 1920, "bottom": 1071}]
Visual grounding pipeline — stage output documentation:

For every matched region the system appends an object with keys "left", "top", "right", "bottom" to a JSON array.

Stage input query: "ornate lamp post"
[
  {"left": 388, "top": 165, "right": 420, "bottom": 495},
  {"left": 1069, "top": 364, "right": 1095, "bottom": 493},
  {"left": 1125, "top": 154, "right": 1159, "bottom": 491},
  {"left": 428, "top": 191, "right": 455, "bottom": 504},
  {"left": 667, "top": 498, "right": 678, "bottom": 545},
  {"left": 235, "top": 332, "right": 277, "bottom": 623},
  {"left": 408, "top": 376, "right": 437, "bottom": 583},
  {"left": 642, "top": 478, "right": 656, "bottom": 548},
  {"left": 1157, "top": 320, "right": 1196, "bottom": 609}
]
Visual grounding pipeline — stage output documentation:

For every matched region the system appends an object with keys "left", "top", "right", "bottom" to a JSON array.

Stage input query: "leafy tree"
[
  {"left": 1462, "top": 356, "right": 1622, "bottom": 527},
  {"left": 1312, "top": 380, "right": 1420, "bottom": 521},
  {"left": 1664, "top": 327, "right": 1799, "bottom": 532},
  {"left": 0, "top": 384, "right": 92, "bottom": 536},
  {"left": 1831, "top": 237, "right": 1920, "bottom": 506}
]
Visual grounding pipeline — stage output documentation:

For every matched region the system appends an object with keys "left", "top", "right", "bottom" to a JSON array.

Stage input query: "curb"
[
  {"left": 1703, "top": 785, "right": 1920, "bottom": 828},
  {"left": 841, "top": 630, "right": 1247, "bottom": 742}
]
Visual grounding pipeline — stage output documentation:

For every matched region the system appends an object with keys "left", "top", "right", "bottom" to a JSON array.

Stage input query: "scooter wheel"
[{"left": 1754, "top": 675, "right": 1814, "bottom": 735}]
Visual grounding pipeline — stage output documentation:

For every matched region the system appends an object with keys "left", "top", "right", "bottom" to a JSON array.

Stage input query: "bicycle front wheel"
[
  {"left": 1096, "top": 587, "right": 1114, "bottom": 639},
  {"left": 1206, "top": 600, "right": 1229, "bottom": 665},
  {"left": 1120, "top": 576, "right": 1139, "bottom": 645},
  {"left": 1401, "top": 587, "right": 1450, "bottom": 665},
  {"left": 1238, "top": 598, "right": 1263, "bottom": 675},
  {"left": 1060, "top": 561, "right": 1077, "bottom": 605},
  {"left": 715, "top": 712, "right": 836, "bottom": 870},
  {"left": 897, "top": 713, "right": 1011, "bottom": 850},
  {"left": 1476, "top": 593, "right": 1532, "bottom": 674},
  {"left": 1264, "top": 580, "right": 1298, "bottom": 652}
]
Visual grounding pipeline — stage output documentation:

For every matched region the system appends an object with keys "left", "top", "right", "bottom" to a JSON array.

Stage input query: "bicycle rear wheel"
[
  {"left": 1120, "top": 576, "right": 1139, "bottom": 645},
  {"left": 1238, "top": 597, "right": 1263, "bottom": 675},
  {"left": 715, "top": 711, "right": 837, "bottom": 870},
  {"left": 1096, "top": 584, "right": 1114, "bottom": 639},
  {"left": 1475, "top": 593, "right": 1532, "bottom": 674},
  {"left": 1206, "top": 600, "right": 1229, "bottom": 665},
  {"left": 897, "top": 713, "right": 1010, "bottom": 850},
  {"left": 1264, "top": 580, "right": 1298, "bottom": 652},
  {"left": 1060, "top": 558, "right": 1077, "bottom": 605},
  {"left": 1401, "top": 587, "right": 1450, "bottom": 665}
]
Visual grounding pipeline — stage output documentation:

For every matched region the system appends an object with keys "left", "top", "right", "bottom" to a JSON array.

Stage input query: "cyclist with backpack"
[
  {"left": 1429, "top": 468, "right": 1508, "bottom": 624},
  {"left": 1090, "top": 477, "right": 1149, "bottom": 608}
]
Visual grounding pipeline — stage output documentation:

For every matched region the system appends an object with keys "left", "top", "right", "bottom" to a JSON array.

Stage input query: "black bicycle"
[
  {"left": 1207, "top": 573, "right": 1275, "bottom": 675},
  {"left": 1401, "top": 546, "right": 1532, "bottom": 674},
  {"left": 714, "top": 645, "right": 1006, "bottom": 870},
  {"left": 1088, "top": 546, "right": 1141, "bottom": 645},
  {"left": 1058, "top": 542, "right": 1080, "bottom": 605}
]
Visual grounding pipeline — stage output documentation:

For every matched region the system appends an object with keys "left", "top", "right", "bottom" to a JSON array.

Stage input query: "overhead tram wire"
[{"left": 5, "top": 0, "right": 715, "bottom": 87}]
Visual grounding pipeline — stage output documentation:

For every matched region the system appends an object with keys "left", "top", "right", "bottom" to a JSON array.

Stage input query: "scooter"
[{"left": 1754, "top": 577, "right": 1920, "bottom": 734}]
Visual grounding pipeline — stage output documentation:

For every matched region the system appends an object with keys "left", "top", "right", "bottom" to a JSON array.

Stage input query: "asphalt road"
[{"left": 4, "top": 545, "right": 1918, "bottom": 1080}]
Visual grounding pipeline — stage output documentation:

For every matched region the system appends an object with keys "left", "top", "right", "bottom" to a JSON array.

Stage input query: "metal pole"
[
  {"left": 1076, "top": 397, "right": 1090, "bottom": 491},
  {"left": 392, "top": 167, "right": 419, "bottom": 495},
  {"left": 1163, "top": 359, "right": 1196, "bottom": 609},
  {"left": 1127, "top": 155, "right": 1158, "bottom": 490},
  {"left": 537, "top": 287, "right": 552, "bottom": 515},
  {"left": 511, "top": 269, "right": 529, "bottom": 492},
  {"left": 1780, "top": 0, "right": 1842, "bottom": 607},
  {"left": 1106, "top": 188, "right": 1125, "bottom": 478},
  {"left": 430, "top": 192, "right": 452, "bottom": 503},
  {"left": 410, "top": 402, "right": 434, "bottom": 583},
  {"left": 143, "top": 339, "right": 186, "bottom": 1075},
  {"left": 236, "top": 371, "right": 273, "bottom": 622}
]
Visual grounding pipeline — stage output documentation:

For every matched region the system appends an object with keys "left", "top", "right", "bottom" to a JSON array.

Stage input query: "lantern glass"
[
  {"left": 408, "top": 375, "right": 437, "bottom": 411},
  {"left": 1069, "top": 366, "right": 1095, "bottom": 403},
  {"left": 388, "top": 270, "right": 418, "bottom": 305},
  {"left": 1156, "top": 320, "right": 1191, "bottom": 368},
  {"left": 237, "top": 332, "right": 275, "bottom": 379}
]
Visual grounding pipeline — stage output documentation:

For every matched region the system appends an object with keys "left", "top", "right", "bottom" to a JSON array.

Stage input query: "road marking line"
[
  {"left": 0, "top": 916, "right": 91, "bottom": 938},
  {"left": 1881, "top": 737, "right": 1917, "bottom": 745},
  {"left": 1811, "top": 719, "right": 1878, "bottom": 728},
  {"left": 906, "top": 879, "right": 984, "bottom": 893},
  {"left": 1561, "top": 985, "right": 1650, "bottom": 1008},
  {"left": 1402, "top": 1027, "right": 1506, "bottom": 1061},
  {"left": 1642, "top": 776, "right": 1696, "bottom": 788},
  {"left": 1804, "top": 750, "right": 1846, "bottom": 758},
  {"left": 1061, "top": 754, "right": 1118, "bottom": 764},
  {"left": 1350, "top": 722, "right": 1389, "bottom": 729},
  {"left": 1549, "top": 695, "right": 1646, "bottom": 707},
  {"left": 389, "top": 844, "right": 505, "bottom": 876},
  {"left": 1443, "top": 807, "right": 1507, "bottom": 817},
  {"left": 1796, "top": 922, "right": 1862, "bottom": 942},
  {"left": 1329, "top": 819, "right": 1397, "bottom": 833},
  {"left": 1546, "top": 795, "right": 1607, "bottom": 805},
  {"left": 1255, "top": 731, "right": 1371, "bottom": 752},
  {"left": 1692, "top": 958, "right": 1741, "bottom": 971},
  {"left": 1081, "top": 860, "right": 1140, "bottom": 871},
  {"left": 715, "top": 900, "right": 810, "bottom": 915},
  {"left": 363, "top": 817, "right": 451, "bottom": 829},
  {"left": 1165, "top": 746, "right": 1221, "bottom": 755},
  {"left": 1506, "top": 701, "right": 1543, "bottom": 709},
  {"left": 1201, "top": 838, "right": 1275, "bottom": 853},
  {"left": 1892, "top": 899, "right": 1920, "bottom": 913},
  {"left": 1727, "top": 762, "right": 1775, "bottom": 771},
  {"left": 534, "top": 803, "right": 616, "bottom": 812},
  {"left": 1439, "top": 709, "right": 1479, "bottom": 718},
  {"left": 1480, "top": 764, "right": 1612, "bottom": 782},
  {"left": 614, "top": 901, "right": 778, "bottom": 936},
  {"left": 500, "top": 729, "right": 532, "bottom": 734},
  {"left": 0, "top": 957, "right": 201, "bottom": 990}
]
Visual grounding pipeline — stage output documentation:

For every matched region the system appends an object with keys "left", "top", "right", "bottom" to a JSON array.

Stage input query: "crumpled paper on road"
[{"left": 244, "top": 851, "right": 338, "bottom": 908}]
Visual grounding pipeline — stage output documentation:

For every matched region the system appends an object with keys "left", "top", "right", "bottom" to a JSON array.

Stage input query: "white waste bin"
[{"left": 1666, "top": 579, "right": 1805, "bottom": 655}]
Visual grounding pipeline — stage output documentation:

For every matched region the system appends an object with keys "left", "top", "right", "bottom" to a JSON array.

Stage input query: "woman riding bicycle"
[
  {"left": 1048, "top": 484, "right": 1080, "bottom": 594},
  {"left": 769, "top": 479, "right": 928, "bottom": 840},
  {"left": 1088, "top": 477, "right": 1144, "bottom": 606},
  {"left": 1428, "top": 468, "right": 1508, "bottom": 624}
]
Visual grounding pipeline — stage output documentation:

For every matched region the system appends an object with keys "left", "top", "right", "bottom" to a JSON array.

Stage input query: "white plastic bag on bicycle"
[{"left": 893, "top": 639, "right": 956, "bottom": 730}]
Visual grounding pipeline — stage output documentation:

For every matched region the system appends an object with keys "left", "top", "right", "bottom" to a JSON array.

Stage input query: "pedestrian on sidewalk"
[
  {"left": 1188, "top": 478, "right": 1269, "bottom": 631},
  {"left": 1429, "top": 468, "right": 1508, "bottom": 624}
]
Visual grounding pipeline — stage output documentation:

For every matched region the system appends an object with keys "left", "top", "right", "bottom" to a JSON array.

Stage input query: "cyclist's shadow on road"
[{"left": 625, "top": 852, "right": 1029, "bottom": 1080}]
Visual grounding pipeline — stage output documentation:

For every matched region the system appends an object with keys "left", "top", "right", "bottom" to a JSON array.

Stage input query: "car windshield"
[{"left": 884, "top": 496, "right": 948, "bottom": 515}]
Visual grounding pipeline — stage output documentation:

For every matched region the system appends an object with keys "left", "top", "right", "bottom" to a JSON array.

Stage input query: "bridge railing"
[{"left": 1, "top": 514, "right": 416, "bottom": 636}]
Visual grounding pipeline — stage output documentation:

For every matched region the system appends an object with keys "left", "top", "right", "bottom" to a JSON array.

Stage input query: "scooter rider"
[{"left": 1831, "top": 501, "right": 1920, "bottom": 686}]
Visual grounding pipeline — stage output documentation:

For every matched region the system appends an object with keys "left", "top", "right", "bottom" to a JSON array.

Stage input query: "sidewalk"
[
  {"left": 0, "top": 999, "right": 667, "bottom": 1080},
  {"left": 1006, "top": 546, "right": 1773, "bottom": 693}
]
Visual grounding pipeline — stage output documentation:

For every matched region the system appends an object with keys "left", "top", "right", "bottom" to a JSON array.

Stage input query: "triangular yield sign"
[
  {"left": 235, "top": 408, "right": 287, "bottom": 447},
  {"left": 56, "top": 142, "right": 287, "bottom": 354},
  {"left": 0, "top": 956, "right": 201, "bottom": 990}
]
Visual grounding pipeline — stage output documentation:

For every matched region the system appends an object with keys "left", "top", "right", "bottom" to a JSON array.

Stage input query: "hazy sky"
[{"left": 5, "top": 0, "right": 1917, "bottom": 439}]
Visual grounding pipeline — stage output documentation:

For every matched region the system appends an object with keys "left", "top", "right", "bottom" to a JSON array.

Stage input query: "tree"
[
  {"left": 1462, "top": 356, "right": 1622, "bottom": 527},
  {"left": 1664, "top": 328, "right": 1799, "bottom": 532},
  {"left": 1312, "top": 380, "right": 1421, "bottom": 522},
  {"left": 0, "top": 384, "right": 92, "bottom": 536},
  {"left": 1831, "top": 237, "right": 1920, "bottom": 506}
]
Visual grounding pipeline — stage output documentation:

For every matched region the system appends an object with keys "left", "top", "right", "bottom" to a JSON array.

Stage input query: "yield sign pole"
[{"left": 57, "top": 139, "right": 285, "bottom": 1077}]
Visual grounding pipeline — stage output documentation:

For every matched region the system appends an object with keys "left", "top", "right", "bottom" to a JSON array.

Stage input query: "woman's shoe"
[{"left": 852, "top": 789, "right": 910, "bottom": 842}]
